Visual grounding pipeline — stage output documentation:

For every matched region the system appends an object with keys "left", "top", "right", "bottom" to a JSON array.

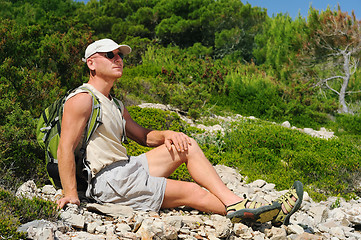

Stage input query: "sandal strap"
[
  {"left": 226, "top": 199, "right": 263, "bottom": 215},
  {"left": 249, "top": 201, "right": 263, "bottom": 209},
  {"left": 226, "top": 199, "right": 248, "bottom": 214},
  {"left": 272, "top": 181, "right": 303, "bottom": 225},
  {"left": 278, "top": 191, "right": 297, "bottom": 210}
]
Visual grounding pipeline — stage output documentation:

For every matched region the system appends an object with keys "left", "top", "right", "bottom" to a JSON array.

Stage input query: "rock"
[
  {"left": 115, "top": 222, "right": 131, "bottom": 233},
  {"left": 64, "top": 203, "right": 80, "bottom": 214},
  {"left": 138, "top": 102, "right": 336, "bottom": 140},
  {"left": 18, "top": 220, "right": 60, "bottom": 240},
  {"left": 302, "top": 191, "right": 311, "bottom": 202},
  {"left": 136, "top": 218, "right": 162, "bottom": 239},
  {"left": 86, "top": 203, "right": 134, "bottom": 218},
  {"left": 233, "top": 223, "right": 253, "bottom": 238},
  {"left": 95, "top": 224, "right": 106, "bottom": 234},
  {"left": 329, "top": 226, "right": 345, "bottom": 239},
  {"left": 210, "top": 214, "right": 232, "bottom": 238},
  {"left": 263, "top": 183, "right": 276, "bottom": 191},
  {"left": 287, "top": 224, "right": 305, "bottom": 235},
  {"left": 250, "top": 179, "right": 267, "bottom": 188},
  {"left": 349, "top": 215, "right": 361, "bottom": 225},
  {"left": 309, "top": 205, "right": 328, "bottom": 224},
  {"left": 53, "top": 189, "right": 64, "bottom": 202},
  {"left": 303, "top": 128, "right": 316, "bottom": 136},
  {"left": 317, "top": 127, "right": 335, "bottom": 139},
  {"left": 282, "top": 121, "right": 291, "bottom": 128},
  {"left": 87, "top": 221, "right": 99, "bottom": 234},
  {"left": 16, "top": 180, "right": 38, "bottom": 199},
  {"left": 163, "top": 216, "right": 183, "bottom": 230},
  {"left": 265, "top": 226, "right": 287, "bottom": 239},
  {"left": 41, "top": 185, "right": 57, "bottom": 195},
  {"left": 65, "top": 231, "right": 106, "bottom": 240},
  {"left": 60, "top": 211, "right": 85, "bottom": 229},
  {"left": 38, "top": 227, "right": 54, "bottom": 240},
  {"left": 295, "top": 232, "right": 324, "bottom": 240},
  {"left": 18, "top": 219, "right": 56, "bottom": 233},
  {"left": 182, "top": 215, "right": 203, "bottom": 229}
]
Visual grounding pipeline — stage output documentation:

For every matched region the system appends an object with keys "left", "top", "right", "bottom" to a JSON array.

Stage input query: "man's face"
[{"left": 88, "top": 49, "right": 124, "bottom": 79}]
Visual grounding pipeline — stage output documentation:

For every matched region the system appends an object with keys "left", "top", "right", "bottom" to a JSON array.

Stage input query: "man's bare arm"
[
  {"left": 123, "top": 107, "right": 191, "bottom": 152},
  {"left": 57, "top": 93, "right": 92, "bottom": 209}
]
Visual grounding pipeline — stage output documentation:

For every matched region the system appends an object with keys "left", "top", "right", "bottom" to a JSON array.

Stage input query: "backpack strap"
[
  {"left": 73, "top": 86, "right": 103, "bottom": 202},
  {"left": 78, "top": 86, "right": 102, "bottom": 145},
  {"left": 113, "top": 97, "right": 128, "bottom": 144}
]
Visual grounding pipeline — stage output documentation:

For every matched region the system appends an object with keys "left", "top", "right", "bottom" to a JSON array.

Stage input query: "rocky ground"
[{"left": 17, "top": 165, "right": 361, "bottom": 240}]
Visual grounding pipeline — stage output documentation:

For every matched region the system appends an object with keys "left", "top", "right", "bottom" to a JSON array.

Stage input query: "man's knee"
[
  {"left": 187, "top": 138, "right": 203, "bottom": 155},
  {"left": 176, "top": 138, "right": 203, "bottom": 164}
]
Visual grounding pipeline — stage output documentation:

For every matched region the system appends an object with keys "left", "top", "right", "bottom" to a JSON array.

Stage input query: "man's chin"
[{"left": 113, "top": 73, "right": 122, "bottom": 80}]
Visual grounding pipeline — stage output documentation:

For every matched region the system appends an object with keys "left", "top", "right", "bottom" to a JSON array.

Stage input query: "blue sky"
[
  {"left": 245, "top": 0, "right": 361, "bottom": 19},
  {"left": 76, "top": 0, "right": 361, "bottom": 20}
]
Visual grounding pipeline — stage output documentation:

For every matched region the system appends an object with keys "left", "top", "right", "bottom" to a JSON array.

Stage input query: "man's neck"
[{"left": 87, "top": 76, "right": 116, "bottom": 99}]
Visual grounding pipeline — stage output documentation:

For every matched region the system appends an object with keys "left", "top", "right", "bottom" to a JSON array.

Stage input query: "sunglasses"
[{"left": 104, "top": 51, "right": 124, "bottom": 60}]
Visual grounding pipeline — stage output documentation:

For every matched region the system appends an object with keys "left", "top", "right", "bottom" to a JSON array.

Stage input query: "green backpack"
[{"left": 36, "top": 86, "right": 127, "bottom": 192}]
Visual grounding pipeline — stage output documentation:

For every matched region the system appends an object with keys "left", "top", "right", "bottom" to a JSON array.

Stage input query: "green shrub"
[
  {"left": 0, "top": 213, "right": 25, "bottom": 240},
  {"left": 193, "top": 118, "right": 361, "bottom": 201},
  {"left": 119, "top": 46, "right": 228, "bottom": 118},
  {"left": 127, "top": 106, "right": 186, "bottom": 131},
  {"left": 336, "top": 113, "right": 361, "bottom": 135},
  {"left": 119, "top": 43, "right": 339, "bottom": 127},
  {"left": 220, "top": 64, "right": 334, "bottom": 129},
  {"left": 125, "top": 106, "right": 188, "bottom": 156},
  {"left": 0, "top": 95, "right": 46, "bottom": 190},
  {"left": 0, "top": 187, "right": 58, "bottom": 240}
]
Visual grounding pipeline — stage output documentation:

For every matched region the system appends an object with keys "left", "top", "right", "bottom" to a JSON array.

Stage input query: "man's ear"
[{"left": 87, "top": 58, "right": 96, "bottom": 71}]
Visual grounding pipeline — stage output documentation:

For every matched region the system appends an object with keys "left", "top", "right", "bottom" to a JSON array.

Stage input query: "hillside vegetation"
[{"left": 1, "top": 0, "right": 361, "bottom": 238}]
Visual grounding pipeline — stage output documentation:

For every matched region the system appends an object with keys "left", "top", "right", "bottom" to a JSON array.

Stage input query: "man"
[{"left": 57, "top": 38, "right": 303, "bottom": 226}]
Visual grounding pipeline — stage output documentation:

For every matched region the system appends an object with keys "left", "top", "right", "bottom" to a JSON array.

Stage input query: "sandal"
[
  {"left": 226, "top": 181, "right": 303, "bottom": 225},
  {"left": 271, "top": 180, "right": 304, "bottom": 226},
  {"left": 226, "top": 198, "right": 281, "bottom": 224}
]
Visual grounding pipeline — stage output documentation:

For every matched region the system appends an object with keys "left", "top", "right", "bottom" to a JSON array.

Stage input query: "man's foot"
[
  {"left": 271, "top": 181, "right": 304, "bottom": 226},
  {"left": 226, "top": 181, "right": 303, "bottom": 226}
]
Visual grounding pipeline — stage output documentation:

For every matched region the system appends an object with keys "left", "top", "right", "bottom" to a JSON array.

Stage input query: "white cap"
[{"left": 82, "top": 38, "right": 131, "bottom": 62}]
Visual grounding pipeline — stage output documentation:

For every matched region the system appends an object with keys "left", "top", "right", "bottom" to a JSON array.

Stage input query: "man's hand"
[
  {"left": 164, "top": 131, "right": 192, "bottom": 152},
  {"left": 57, "top": 195, "right": 80, "bottom": 209}
]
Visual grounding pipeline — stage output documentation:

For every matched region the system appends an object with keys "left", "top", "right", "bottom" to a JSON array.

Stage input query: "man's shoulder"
[{"left": 64, "top": 92, "right": 93, "bottom": 116}]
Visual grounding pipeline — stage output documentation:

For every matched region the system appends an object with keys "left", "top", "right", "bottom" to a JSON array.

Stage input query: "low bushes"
[
  {"left": 0, "top": 97, "right": 47, "bottom": 191},
  {"left": 336, "top": 113, "right": 361, "bottom": 135},
  {"left": 0, "top": 187, "right": 58, "bottom": 240},
  {"left": 204, "top": 118, "right": 361, "bottom": 201},
  {"left": 119, "top": 45, "right": 339, "bottom": 130}
]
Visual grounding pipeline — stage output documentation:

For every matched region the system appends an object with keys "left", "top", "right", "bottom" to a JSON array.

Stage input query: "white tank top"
[{"left": 67, "top": 83, "right": 128, "bottom": 177}]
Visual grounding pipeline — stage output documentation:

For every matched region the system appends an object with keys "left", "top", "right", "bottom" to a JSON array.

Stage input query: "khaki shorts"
[{"left": 92, "top": 154, "right": 167, "bottom": 212}]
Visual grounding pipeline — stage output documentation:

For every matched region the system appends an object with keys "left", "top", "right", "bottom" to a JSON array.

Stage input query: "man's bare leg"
[
  {"left": 145, "top": 138, "right": 242, "bottom": 211},
  {"left": 161, "top": 179, "right": 227, "bottom": 214},
  {"left": 145, "top": 138, "right": 299, "bottom": 217}
]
